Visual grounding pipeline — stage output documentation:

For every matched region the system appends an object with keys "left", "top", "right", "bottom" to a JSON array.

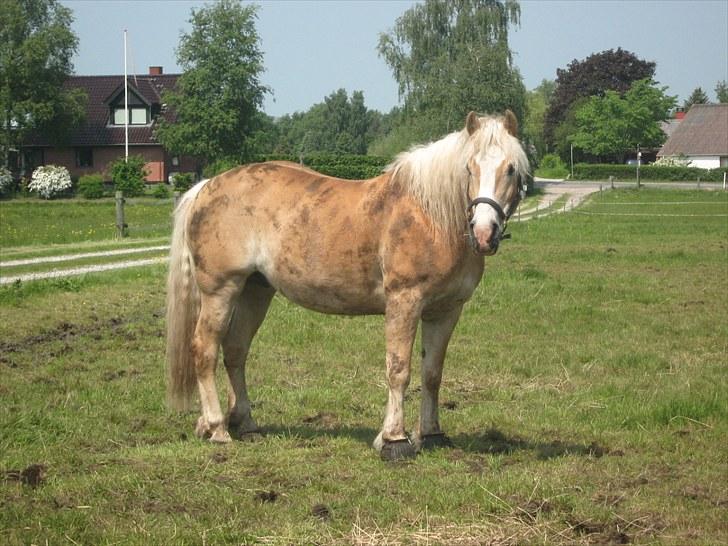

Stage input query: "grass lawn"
[
  {"left": 0, "top": 189, "right": 726, "bottom": 544},
  {"left": 0, "top": 197, "right": 174, "bottom": 247}
]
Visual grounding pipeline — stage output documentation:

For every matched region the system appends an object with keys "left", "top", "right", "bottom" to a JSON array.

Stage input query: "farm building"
[
  {"left": 20, "top": 66, "right": 199, "bottom": 183},
  {"left": 657, "top": 103, "right": 728, "bottom": 169}
]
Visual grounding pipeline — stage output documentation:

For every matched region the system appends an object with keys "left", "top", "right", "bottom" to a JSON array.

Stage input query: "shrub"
[
  {"left": 152, "top": 183, "right": 170, "bottom": 199},
  {"left": 171, "top": 172, "right": 195, "bottom": 192},
  {"left": 536, "top": 153, "right": 569, "bottom": 179},
  {"left": 110, "top": 155, "right": 148, "bottom": 196},
  {"left": 0, "top": 166, "right": 14, "bottom": 196},
  {"left": 28, "top": 165, "right": 73, "bottom": 199},
  {"left": 77, "top": 173, "right": 106, "bottom": 199}
]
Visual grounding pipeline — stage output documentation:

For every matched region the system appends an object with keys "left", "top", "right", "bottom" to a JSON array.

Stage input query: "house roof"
[
  {"left": 28, "top": 73, "right": 180, "bottom": 147},
  {"left": 658, "top": 104, "right": 728, "bottom": 157}
]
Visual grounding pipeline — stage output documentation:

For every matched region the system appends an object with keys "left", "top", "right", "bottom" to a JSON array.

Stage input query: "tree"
[
  {"left": 0, "top": 0, "right": 86, "bottom": 168},
  {"left": 544, "top": 48, "right": 655, "bottom": 148},
  {"left": 716, "top": 81, "right": 728, "bottom": 103},
  {"left": 377, "top": 0, "right": 525, "bottom": 147},
  {"left": 524, "top": 79, "right": 555, "bottom": 158},
  {"left": 569, "top": 79, "right": 676, "bottom": 163},
  {"left": 272, "top": 89, "right": 373, "bottom": 156},
  {"left": 683, "top": 87, "right": 709, "bottom": 110},
  {"left": 155, "top": 0, "right": 269, "bottom": 164}
]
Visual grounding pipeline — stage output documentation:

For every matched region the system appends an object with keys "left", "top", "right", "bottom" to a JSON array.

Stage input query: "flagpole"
[{"left": 124, "top": 29, "right": 129, "bottom": 161}]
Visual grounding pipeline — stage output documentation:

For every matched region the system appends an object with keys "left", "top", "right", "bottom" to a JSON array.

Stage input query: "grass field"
[
  {"left": 0, "top": 197, "right": 174, "bottom": 247},
  {"left": 1, "top": 189, "right": 726, "bottom": 545}
]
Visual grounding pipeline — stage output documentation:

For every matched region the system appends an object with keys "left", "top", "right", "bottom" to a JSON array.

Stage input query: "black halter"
[{"left": 465, "top": 162, "right": 518, "bottom": 253}]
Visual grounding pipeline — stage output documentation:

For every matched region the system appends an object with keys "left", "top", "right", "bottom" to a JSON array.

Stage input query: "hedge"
[
  {"left": 571, "top": 163, "right": 728, "bottom": 182},
  {"left": 255, "top": 153, "right": 391, "bottom": 180}
]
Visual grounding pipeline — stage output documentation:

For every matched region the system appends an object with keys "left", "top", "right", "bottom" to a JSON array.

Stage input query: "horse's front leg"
[
  {"left": 374, "top": 292, "right": 422, "bottom": 460},
  {"left": 413, "top": 305, "right": 463, "bottom": 450}
]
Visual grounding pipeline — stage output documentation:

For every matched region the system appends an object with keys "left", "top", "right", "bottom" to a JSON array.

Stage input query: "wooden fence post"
[
  {"left": 173, "top": 191, "right": 181, "bottom": 210},
  {"left": 115, "top": 191, "right": 128, "bottom": 238},
  {"left": 609, "top": 175, "right": 614, "bottom": 190}
]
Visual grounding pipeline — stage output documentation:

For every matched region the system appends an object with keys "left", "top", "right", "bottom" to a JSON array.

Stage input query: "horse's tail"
[{"left": 165, "top": 181, "right": 206, "bottom": 411}]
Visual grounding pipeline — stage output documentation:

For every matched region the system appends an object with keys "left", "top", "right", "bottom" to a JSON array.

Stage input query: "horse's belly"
[{"left": 274, "top": 277, "right": 386, "bottom": 315}]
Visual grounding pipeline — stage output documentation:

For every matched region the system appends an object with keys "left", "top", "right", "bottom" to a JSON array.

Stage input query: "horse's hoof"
[
  {"left": 234, "top": 429, "right": 264, "bottom": 442},
  {"left": 420, "top": 432, "right": 453, "bottom": 450},
  {"left": 380, "top": 439, "right": 417, "bottom": 461},
  {"left": 195, "top": 416, "right": 211, "bottom": 439},
  {"left": 209, "top": 428, "right": 232, "bottom": 444}
]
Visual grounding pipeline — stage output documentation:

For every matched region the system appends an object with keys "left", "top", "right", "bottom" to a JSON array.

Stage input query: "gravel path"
[
  {"left": 1, "top": 245, "right": 170, "bottom": 267},
  {"left": 0, "top": 257, "right": 168, "bottom": 285}
]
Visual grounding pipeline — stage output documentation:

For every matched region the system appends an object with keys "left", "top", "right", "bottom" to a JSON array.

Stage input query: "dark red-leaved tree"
[{"left": 544, "top": 48, "right": 655, "bottom": 149}]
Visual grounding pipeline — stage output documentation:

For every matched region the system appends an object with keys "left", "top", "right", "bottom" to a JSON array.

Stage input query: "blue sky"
[{"left": 63, "top": 0, "right": 728, "bottom": 117}]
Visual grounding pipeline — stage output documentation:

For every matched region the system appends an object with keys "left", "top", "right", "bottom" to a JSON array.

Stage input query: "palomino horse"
[{"left": 166, "top": 111, "right": 529, "bottom": 460}]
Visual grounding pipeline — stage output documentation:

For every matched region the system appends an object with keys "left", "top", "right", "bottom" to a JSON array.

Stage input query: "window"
[
  {"left": 112, "top": 106, "right": 148, "bottom": 125},
  {"left": 76, "top": 148, "right": 93, "bottom": 168},
  {"left": 130, "top": 107, "right": 147, "bottom": 124}
]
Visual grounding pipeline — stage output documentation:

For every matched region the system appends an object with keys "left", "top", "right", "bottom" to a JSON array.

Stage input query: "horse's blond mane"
[{"left": 386, "top": 114, "right": 529, "bottom": 241}]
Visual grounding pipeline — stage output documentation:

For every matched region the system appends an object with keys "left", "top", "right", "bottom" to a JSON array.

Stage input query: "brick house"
[
  {"left": 22, "top": 66, "right": 199, "bottom": 183},
  {"left": 658, "top": 104, "right": 728, "bottom": 169}
]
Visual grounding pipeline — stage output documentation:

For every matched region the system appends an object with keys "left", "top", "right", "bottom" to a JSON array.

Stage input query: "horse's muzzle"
[{"left": 468, "top": 220, "right": 501, "bottom": 255}]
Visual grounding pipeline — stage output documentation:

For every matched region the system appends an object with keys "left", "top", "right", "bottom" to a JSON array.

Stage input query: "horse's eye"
[{"left": 507, "top": 164, "right": 515, "bottom": 176}]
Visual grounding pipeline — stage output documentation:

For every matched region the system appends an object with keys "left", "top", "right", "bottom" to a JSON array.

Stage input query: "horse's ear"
[
  {"left": 504, "top": 109, "right": 519, "bottom": 137},
  {"left": 465, "top": 111, "right": 480, "bottom": 135}
]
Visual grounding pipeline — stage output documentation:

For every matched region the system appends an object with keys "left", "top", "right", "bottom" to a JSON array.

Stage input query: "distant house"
[
  {"left": 22, "top": 66, "right": 199, "bottom": 183},
  {"left": 658, "top": 104, "right": 728, "bottom": 169}
]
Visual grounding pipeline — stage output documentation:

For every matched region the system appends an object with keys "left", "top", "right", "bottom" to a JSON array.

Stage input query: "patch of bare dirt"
[
  {"left": 254, "top": 490, "right": 279, "bottom": 503},
  {"left": 0, "top": 316, "right": 131, "bottom": 361},
  {"left": 302, "top": 411, "right": 339, "bottom": 428},
  {"left": 312, "top": 503, "right": 332, "bottom": 521},
  {"left": 3, "top": 464, "right": 46, "bottom": 488}
]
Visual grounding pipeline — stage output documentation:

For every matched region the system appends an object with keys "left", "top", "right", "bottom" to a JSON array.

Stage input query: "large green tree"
[
  {"left": 0, "top": 0, "right": 85, "bottom": 168},
  {"left": 155, "top": 0, "right": 269, "bottom": 164},
  {"left": 377, "top": 0, "right": 525, "bottom": 147},
  {"left": 544, "top": 48, "right": 655, "bottom": 148},
  {"left": 569, "top": 79, "right": 676, "bottom": 163}
]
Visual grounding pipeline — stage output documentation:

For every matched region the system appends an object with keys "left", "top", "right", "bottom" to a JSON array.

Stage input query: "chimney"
[{"left": 149, "top": 66, "right": 163, "bottom": 75}]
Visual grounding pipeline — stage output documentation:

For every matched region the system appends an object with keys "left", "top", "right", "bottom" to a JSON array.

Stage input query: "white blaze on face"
[{"left": 471, "top": 147, "right": 506, "bottom": 231}]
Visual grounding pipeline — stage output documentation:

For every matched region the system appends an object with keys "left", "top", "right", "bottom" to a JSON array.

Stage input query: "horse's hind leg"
[
  {"left": 222, "top": 280, "right": 275, "bottom": 438},
  {"left": 414, "top": 305, "right": 463, "bottom": 450},
  {"left": 192, "top": 288, "right": 239, "bottom": 443}
]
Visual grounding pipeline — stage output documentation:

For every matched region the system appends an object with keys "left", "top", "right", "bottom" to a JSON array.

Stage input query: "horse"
[{"left": 165, "top": 110, "right": 529, "bottom": 460}]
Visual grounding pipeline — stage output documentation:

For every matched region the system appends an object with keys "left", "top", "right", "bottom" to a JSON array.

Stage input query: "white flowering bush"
[
  {"left": 28, "top": 165, "right": 73, "bottom": 199},
  {"left": 654, "top": 155, "right": 692, "bottom": 167},
  {"left": 0, "top": 166, "right": 13, "bottom": 195}
]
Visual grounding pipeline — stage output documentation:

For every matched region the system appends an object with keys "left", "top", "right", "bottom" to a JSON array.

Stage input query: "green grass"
[
  {"left": 0, "top": 197, "right": 174, "bottom": 246},
  {"left": 1, "top": 189, "right": 726, "bottom": 544}
]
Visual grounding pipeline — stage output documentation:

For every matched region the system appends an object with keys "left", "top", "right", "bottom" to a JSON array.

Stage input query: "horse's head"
[{"left": 464, "top": 110, "right": 529, "bottom": 256}]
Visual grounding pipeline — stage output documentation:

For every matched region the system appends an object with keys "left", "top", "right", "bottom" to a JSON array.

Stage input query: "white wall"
[{"left": 687, "top": 156, "right": 721, "bottom": 169}]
